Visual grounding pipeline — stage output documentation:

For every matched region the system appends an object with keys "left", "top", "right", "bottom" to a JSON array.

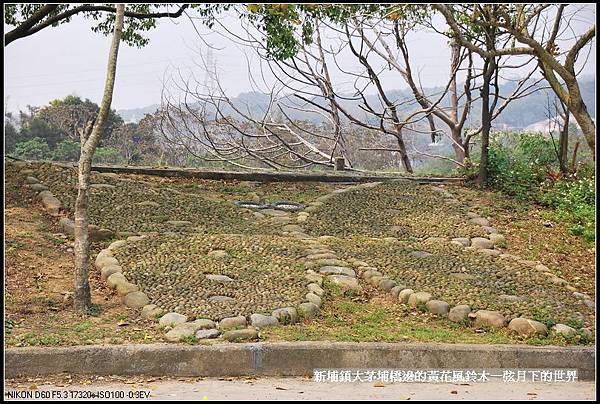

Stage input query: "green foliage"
[
  {"left": 470, "top": 131, "right": 595, "bottom": 243},
  {"left": 4, "top": 4, "right": 188, "bottom": 48},
  {"left": 486, "top": 132, "right": 557, "bottom": 199},
  {"left": 13, "top": 137, "right": 51, "bottom": 160},
  {"left": 539, "top": 177, "right": 596, "bottom": 242},
  {"left": 92, "top": 147, "right": 125, "bottom": 164},
  {"left": 196, "top": 4, "right": 428, "bottom": 60},
  {"left": 51, "top": 139, "right": 81, "bottom": 161}
]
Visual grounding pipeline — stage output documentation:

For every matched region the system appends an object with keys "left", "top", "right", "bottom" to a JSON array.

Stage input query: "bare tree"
[
  {"left": 73, "top": 4, "right": 124, "bottom": 312},
  {"left": 434, "top": 4, "right": 596, "bottom": 159}
]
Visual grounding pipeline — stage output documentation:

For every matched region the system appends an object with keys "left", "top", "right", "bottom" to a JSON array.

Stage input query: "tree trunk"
[
  {"left": 395, "top": 134, "right": 413, "bottom": 174},
  {"left": 568, "top": 96, "right": 596, "bottom": 160},
  {"left": 558, "top": 113, "right": 569, "bottom": 175},
  {"left": 477, "top": 57, "right": 496, "bottom": 188},
  {"left": 451, "top": 127, "right": 466, "bottom": 162},
  {"left": 73, "top": 4, "right": 124, "bottom": 312}
]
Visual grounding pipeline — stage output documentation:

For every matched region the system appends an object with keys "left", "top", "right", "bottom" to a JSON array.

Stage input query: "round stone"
[
  {"left": 218, "top": 316, "right": 247, "bottom": 330},
  {"left": 165, "top": 321, "right": 210, "bottom": 342},
  {"left": 451, "top": 238, "right": 471, "bottom": 247},
  {"left": 305, "top": 292, "right": 322, "bottom": 307},
  {"left": 141, "top": 304, "right": 163, "bottom": 320},
  {"left": 327, "top": 275, "right": 361, "bottom": 291},
  {"left": 195, "top": 329, "right": 221, "bottom": 339},
  {"left": 207, "top": 250, "right": 229, "bottom": 259},
  {"left": 250, "top": 313, "right": 279, "bottom": 329},
  {"left": 469, "top": 217, "right": 490, "bottom": 226},
  {"left": 448, "top": 305, "right": 471, "bottom": 322},
  {"left": 319, "top": 266, "right": 355, "bottom": 277},
  {"left": 116, "top": 282, "right": 139, "bottom": 296},
  {"left": 409, "top": 251, "right": 433, "bottom": 258},
  {"left": 100, "top": 265, "right": 122, "bottom": 281},
  {"left": 29, "top": 183, "right": 48, "bottom": 192},
  {"left": 272, "top": 307, "right": 298, "bottom": 325},
  {"left": 123, "top": 291, "right": 150, "bottom": 308},
  {"left": 471, "top": 237, "right": 494, "bottom": 250},
  {"left": 297, "top": 302, "right": 319, "bottom": 319},
  {"left": 205, "top": 274, "right": 234, "bottom": 282},
  {"left": 223, "top": 328, "right": 259, "bottom": 342},
  {"left": 508, "top": 318, "right": 548, "bottom": 336},
  {"left": 106, "top": 272, "right": 127, "bottom": 289},
  {"left": 108, "top": 240, "right": 127, "bottom": 250},
  {"left": 488, "top": 234, "right": 506, "bottom": 246},
  {"left": 159, "top": 312, "right": 188, "bottom": 327},
  {"left": 551, "top": 324, "right": 577, "bottom": 337},
  {"left": 389, "top": 285, "right": 404, "bottom": 298},
  {"left": 478, "top": 248, "right": 501, "bottom": 257},
  {"left": 95, "top": 255, "right": 119, "bottom": 270},
  {"left": 308, "top": 283, "right": 325, "bottom": 297},
  {"left": 408, "top": 292, "right": 432, "bottom": 307},
  {"left": 425, "top": 300, "right": 450, "bottom": 316},
  {"left": 208, "top": 296, "right": 235, "bottom": 303},
  {"left": 316, "top": 258, "right": 349, "bottom": 267},
  {"left": 398, "top": 289, "right": 415, "bottom": 304},
  {"left": 481, "top": 226, "right": 498, "bottom": 234},
  {"left": 379, "top": 279, "right": 397, "bottom": 292},
  {"left": 473, "top": 310, "right": 507, "bottom": 328}
]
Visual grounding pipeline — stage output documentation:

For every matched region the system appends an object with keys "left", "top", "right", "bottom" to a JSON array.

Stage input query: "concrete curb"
[{"left": 5, "top": 342, "right": 595, "bottom": 380}]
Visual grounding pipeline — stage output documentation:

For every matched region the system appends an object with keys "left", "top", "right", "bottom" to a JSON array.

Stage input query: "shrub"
[
  {"left": 486, "top": 132, "right": 557, "bottom": 199},
  {"left": 539, "top": 177, "right": 595, "bottom": 242},
  {"left": 51, "top": 139, "right": 80, "bottom": 161},
  {"left": 93, "top": 147, "right": 124, "bottom": 164},
  {"left": 13, "top": 137, "right": 51, "bottom": 160}
]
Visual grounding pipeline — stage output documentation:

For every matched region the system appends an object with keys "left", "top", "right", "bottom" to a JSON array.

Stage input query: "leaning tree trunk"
[
  {"left": 568, "top": 94, "right": 596, "bottom": 160},
  {"left": 73, "top": 4, "right": 124, "bottom": 312},
  {"left": 394, "top": 132, "right": 413, "bottom": 174}
]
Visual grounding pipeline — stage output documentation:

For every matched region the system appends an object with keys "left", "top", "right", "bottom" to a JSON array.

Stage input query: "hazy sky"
[{"left": 4, "top": 5, "right": 596, "bottom": 113}]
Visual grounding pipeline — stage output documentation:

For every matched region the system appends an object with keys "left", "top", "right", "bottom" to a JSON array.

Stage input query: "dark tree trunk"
[
  {"left": 477, "top": 56, "right": 496, "bottom": 188},
  {"left": 559, "top": 113, "right": 569, "bottom": 175}
]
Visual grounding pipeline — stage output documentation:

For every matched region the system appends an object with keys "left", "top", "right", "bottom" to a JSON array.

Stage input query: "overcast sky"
[{"left": 4, "top": 5, "right": 596, "bottom": 114}]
